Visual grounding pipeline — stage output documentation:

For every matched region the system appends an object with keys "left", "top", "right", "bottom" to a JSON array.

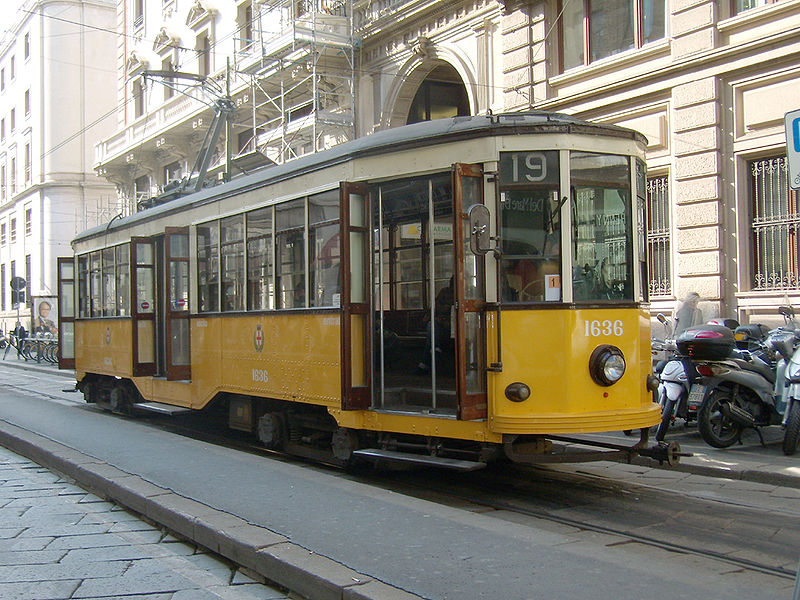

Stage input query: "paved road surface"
[{"left": 0, "top": 359, "right": 798, "bottom": 600}]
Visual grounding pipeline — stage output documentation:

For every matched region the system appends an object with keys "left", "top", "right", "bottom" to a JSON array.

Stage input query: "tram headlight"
[
  {"left": 505, "top": 382, "right": 531, "bottom": 402},
  {"left": 589, "top": 345, "right": 626, "bottom": 386}
]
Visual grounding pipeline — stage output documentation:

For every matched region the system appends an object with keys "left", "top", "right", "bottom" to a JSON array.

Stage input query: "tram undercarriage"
[{"left": 77, "top": 373, "right": 682, "bottom": 470}]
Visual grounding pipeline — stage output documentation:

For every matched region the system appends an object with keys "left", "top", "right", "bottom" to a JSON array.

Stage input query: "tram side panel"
[
  {"left": 490, "top": 308, "right": 658, "bottom": 434},
  {"left": 75, "top": 319, "right": 133, "bottom": 380},
  {"left": 189, "top": 313, "right": 342, "bottom": 410}
]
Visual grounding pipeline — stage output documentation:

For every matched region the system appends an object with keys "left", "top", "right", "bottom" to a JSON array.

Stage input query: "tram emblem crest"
[
  {"left": 105, "top": 327, "right": 111, "bottom": 345},
  {"left": 254, "top": 324, "right": 264, "bottom": 352}
]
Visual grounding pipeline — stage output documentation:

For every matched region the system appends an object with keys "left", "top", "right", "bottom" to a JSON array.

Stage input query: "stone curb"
[
  {"left": 0, "top": 420, "right": 425, "bottom": 600},
  {"left": 670, "top": 461, "right": 800, "bottom": 489},
  {"left": 609, "top": 442, "right": 800, "bottom": 490}
]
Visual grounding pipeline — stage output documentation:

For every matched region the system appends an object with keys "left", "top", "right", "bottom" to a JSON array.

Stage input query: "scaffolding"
[{"left": 232, "top": 0, "right": 357, "bottom": 165}]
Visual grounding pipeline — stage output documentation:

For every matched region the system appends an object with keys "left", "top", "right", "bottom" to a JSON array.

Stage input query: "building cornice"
[
  {"left": 1, "top": 177, "right": 115, "bottom": 211},
  {"left": 359, "top": 0, "right": 499, "bottom": 43},
  {"left": 535, "top": 24, "right": 800, "bottom": 113}
]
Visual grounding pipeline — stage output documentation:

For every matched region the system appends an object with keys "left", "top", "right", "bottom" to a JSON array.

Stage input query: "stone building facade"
[
  {"left": 95, "top": 0, "right": 800, "bottom": 324},
  {"left": 502, "top": 0, "right": 800, "bottom": 325},
  {"left": 0, "top": 0, "right": 118, "bottom": 331}
]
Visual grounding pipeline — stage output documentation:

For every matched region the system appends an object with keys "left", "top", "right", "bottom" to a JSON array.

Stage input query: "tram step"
[
  {"left": 352, "top": 448, "right": 486, "bottom": 471},
  {"left": 133, "top": 402, "right": 193, "bottom": 416}
]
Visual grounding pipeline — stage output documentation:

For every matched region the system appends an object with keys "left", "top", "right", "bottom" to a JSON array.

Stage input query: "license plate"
[{"left": 687, "top": 385, "right": 706, "bottom": 408}]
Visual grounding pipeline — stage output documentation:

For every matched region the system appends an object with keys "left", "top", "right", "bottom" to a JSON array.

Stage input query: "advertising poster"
[{"left": 33, "top": 297, "right": 58, "bottom": 336}]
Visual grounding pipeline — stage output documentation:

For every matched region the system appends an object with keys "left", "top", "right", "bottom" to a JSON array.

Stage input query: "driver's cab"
[{"left": 368, "top": 150, "right": 643, "bottom": 420}]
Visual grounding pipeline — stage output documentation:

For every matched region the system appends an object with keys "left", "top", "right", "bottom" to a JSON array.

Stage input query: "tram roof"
[{"left": 75, "top": 111, "right": 646, "bottom": 245}]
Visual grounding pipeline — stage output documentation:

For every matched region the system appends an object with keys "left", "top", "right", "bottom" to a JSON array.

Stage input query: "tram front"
[{"left": 482, "top": 146, "right": 663, "bottom": 463}]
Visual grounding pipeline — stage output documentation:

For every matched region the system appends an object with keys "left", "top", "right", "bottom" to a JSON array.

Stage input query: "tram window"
[
  {"left": 570, "top": 152, "right": 633, "bottom": 302},
  {"left": 498, "top": 151, "right": 561, "bottom": 303},
  {"left": 246, "top": 206, "right": 274, "bottom": 311},
  {"left": 432, "top": 220, "right": 454, "bottom": 303},
  {"left": 309, "top": 190, "right": 340, "bottom": 307},
  {"left": 169, "top": 235, "right": 189, "bottom": 312},
  {"left": 636, "top": 159, "right": 648, "bottom": 302},
  {"left": 101, "top": 248, "right": 116, "bottom": 316},
  {"left": 77, "top": 255, "right": 89, "bottom": 318},
  {"left": 135, "top": 242, "right": 155, "bottom": 315},
  {"left": 221, "top": 215, "right": 245, "bottom": 312},
  {"left": 373, "top": 174, "right": 453, "bottom": 313},
  {"left": 396, "top": 243, "right": 424, "bottom": 309},
  {"left": 116, "top": 244, "right": 130, "bottom": 316},
  {"left": 197, "top": 222, "right": 220, "bottom": 312},
  {"left": 276, "top": 199, "right": 306, "bottom": 309},
  {"left": 89, "top": 251, "right": 102, "bottom": 317}
]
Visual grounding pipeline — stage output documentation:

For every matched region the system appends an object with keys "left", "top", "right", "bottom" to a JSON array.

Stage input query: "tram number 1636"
[{"left": 584, "top": 319, "right": 624, "bottom": 337}]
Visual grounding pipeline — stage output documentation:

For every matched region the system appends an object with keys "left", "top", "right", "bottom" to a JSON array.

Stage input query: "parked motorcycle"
[
  {"left": 779, "top": 309, "right": 800, "bottom": 455},
  {"left": 681, "top": 307, "right": 800, "bottom": 449},
  {"left": 652, "top": 313, "right": 703, "bottom": 442}
]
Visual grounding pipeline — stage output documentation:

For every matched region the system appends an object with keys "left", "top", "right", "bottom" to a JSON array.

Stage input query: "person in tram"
[{"left": 417, "top": 276, "right": 455, "bottom": 375}]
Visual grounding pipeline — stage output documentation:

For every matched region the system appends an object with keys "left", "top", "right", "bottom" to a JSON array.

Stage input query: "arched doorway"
[{"left": 406, "top": 64, "right": 470, "bottom": 125}]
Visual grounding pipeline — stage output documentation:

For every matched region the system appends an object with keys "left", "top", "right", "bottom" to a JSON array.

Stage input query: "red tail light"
[
  {"left": 694, "top": 330, "right": 725, "bottom": 339},
  {"left": 696, "top": 364, "right": 714, "bottom": 376}
]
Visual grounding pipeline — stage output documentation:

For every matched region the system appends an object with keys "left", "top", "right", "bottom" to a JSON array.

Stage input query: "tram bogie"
[{"left": 59, "top": 113, "right": 671, "bottom": 470}]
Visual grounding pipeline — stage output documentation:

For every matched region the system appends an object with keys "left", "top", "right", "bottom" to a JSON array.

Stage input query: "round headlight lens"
[
  {"left": 505, "top": 382, "right": 531, "bottom": 402},
  {"left": 603, "top": 353, "right": 626, "bottom": 382},
  {"left": 589, "top": 345, "right": 626, "bottom": 386}
]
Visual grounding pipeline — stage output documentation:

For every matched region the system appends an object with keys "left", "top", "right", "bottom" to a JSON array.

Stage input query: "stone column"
[
  {"left": 671, "top": 76, "right": 723, "bottom": 310},
  {"left": 671, "top": 0, "right": 718, "bottom": 59},
  {"left": 500, "top": 1, "right": 534, "bottom": 111}
]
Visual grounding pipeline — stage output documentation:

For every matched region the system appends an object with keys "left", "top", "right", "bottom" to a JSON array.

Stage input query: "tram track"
[
  {"left": 376, "top": 469, "right": 799, "bottom": 582},
  {"left": 120, "top": 409, "right": 799, "bottom": 583}
]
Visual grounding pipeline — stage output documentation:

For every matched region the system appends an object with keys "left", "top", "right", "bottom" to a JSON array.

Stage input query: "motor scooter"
[
  {"left": 779, "top": 309, "right": 800, "bottom": 455},
  {"left": 652, "top": 314, "right": 703, "bottom": 441},
  {"left": 684, "top": 307, "right": 799, "bottom": 449}
]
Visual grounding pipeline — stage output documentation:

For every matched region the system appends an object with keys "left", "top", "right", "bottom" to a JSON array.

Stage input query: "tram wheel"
[
  {"left": 109, "top": 385, "right": 133, "bottom": 416},
  {"left": 331, "top": 427, "right": 360, "bottom": 463},
  {"left": 82, "top": 381, "right": 97, "bottom": 404},
  {"left": 257, "top": 412, "right": 286, "bottom": 450}
]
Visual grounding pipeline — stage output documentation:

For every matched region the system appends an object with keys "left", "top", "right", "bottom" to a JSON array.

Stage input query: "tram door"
[
  {"left": 131, "top": 232, "right": 190, "bottom": 380},
  {"left": 370, "top": 167, "right": 486, "bottom": 419},
  {"left": 131, "top": 237, "right": 157, "bottom": 376},
  {"left": 57, "top": 257, "right": 76, "bottom": 370},
  {"left": 340, "top": 183, "right": 371, "bottom": 410},
  {"left": 453, "top": 163, "right": 487, "bottom": 420},
  {"left": 164, "top": 227, "right": 191, "bottom": 380}
]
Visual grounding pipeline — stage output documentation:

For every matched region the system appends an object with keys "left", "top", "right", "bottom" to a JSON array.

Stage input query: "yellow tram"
[{"left": 58, "top": 113, "right": 672, "bottom": 469}]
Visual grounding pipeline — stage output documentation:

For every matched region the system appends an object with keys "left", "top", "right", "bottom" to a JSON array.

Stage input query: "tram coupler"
[{"left": 636, "top": 441, "right": 689, "bottom": 467}]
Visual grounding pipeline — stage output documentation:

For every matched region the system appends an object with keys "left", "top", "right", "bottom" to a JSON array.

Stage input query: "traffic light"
[{"left": 10, "top": 276, "right": 26, "bottom": 307}]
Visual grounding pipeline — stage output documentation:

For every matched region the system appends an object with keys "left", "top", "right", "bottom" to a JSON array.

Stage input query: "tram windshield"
[
  {"left": 498, "top": 151, "right": 562, "bottom": 303},
  {"left": 570, "top": 152, "right": 633, "bottom": 302}
]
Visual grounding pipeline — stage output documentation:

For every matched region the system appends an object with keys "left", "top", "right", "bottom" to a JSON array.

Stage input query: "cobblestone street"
[{"left": 0, "top": 445, "right": 291, "bottom": 600}]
